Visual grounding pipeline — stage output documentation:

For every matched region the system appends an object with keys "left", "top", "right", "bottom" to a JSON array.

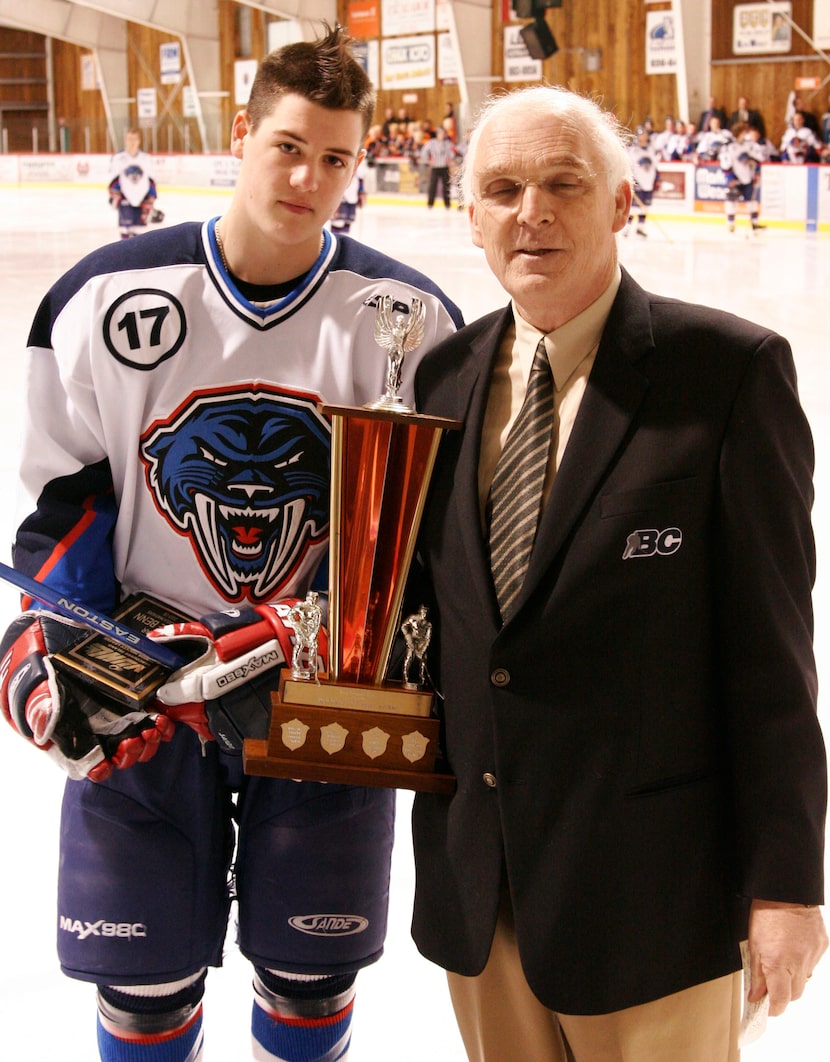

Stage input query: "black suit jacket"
[
  {"left": 698, "top": 106, "right": 727, "bottom": 131},
  {"left": 409, "top": 269, "right": 826, "bottom": 1014},
  {"left": 729, "top": 108, "right": 767, "bottom": 137}
]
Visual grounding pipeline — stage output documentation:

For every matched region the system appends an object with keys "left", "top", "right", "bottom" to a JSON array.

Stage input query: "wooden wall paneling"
[
  {"left": 332, "top": 1, "right": 682, "bottom": 142},
  {"left": 490, "top": 1, "right": 679, "bottom": 135},
  {"left": 125, "top": 22, "right": 203, "bottom": 154},
  {"left": 218, "top": 0, "right": 270, "bottom": 141},
  {"left": 710, "top": 0, "right": 828, "bottom": 149},
  {"left": 52, "top": 39, "right": 109, "bottom": 154},
  {"left": 0, "top": 27, "right": 48, "bottom": 152},
  {"left": 218, "top": 0, "right": 239, "bottom": 141},
  {"left": 483, "top": 1, "right": 679, "bottom": 133},
  {"left": 336, "top": 0, "right": 460, "bottom": 130}
]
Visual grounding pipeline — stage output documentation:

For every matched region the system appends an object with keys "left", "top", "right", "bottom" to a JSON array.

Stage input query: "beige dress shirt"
[{"left": 478, "top": 269, "right": 622, "bottom": 524}]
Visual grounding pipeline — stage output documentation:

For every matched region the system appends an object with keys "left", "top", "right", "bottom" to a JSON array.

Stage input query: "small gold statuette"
[{"left": 366, "top": 295, "right": 426, "bottom": 413}]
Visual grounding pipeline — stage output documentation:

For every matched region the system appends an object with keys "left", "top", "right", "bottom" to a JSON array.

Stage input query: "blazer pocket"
[
  {"left": 624, "top": 765, "right": 721, "bottom": 799},
  {"left": 599, "top": 476, "right": 698, "bottom": 519}
]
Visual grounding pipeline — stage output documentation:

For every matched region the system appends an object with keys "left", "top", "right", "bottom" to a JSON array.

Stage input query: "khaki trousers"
[{"left": 447, "top": 908, "right": 742, "bottom": 1062}]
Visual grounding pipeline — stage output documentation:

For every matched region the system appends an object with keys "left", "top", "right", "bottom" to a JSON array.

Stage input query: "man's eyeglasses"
[{"left": 475, "top": 170, "right": 596, "bottom": 212}]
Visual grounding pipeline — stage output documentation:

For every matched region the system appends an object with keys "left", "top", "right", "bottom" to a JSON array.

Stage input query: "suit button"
[
  {"left": 491, "top": 668, "right": 510, "bottom": 687},
  {"left": 482, "top": 772, "right": 497, "bottom": 788}
]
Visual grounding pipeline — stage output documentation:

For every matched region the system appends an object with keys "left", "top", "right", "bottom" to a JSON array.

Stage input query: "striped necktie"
[{"left": 488, "top": 338, "right": 554, "bottom": 620}]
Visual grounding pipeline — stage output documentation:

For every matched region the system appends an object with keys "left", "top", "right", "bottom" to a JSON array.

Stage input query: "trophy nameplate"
[
  {"left": 244, "top": 298, "right": 459, "bottom": 794},
  {"left": 52, "top": 594, "right": 190, "bottom": 709}
]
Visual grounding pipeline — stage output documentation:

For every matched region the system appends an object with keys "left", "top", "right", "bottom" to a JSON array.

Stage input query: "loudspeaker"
[{"left": 520, "top": 18, "right": 559, "bottom": 60}]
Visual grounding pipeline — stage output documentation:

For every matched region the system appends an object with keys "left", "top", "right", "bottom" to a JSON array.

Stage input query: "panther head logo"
[{"left": 140, "top": 386, "right": 330, "bottom": 601}]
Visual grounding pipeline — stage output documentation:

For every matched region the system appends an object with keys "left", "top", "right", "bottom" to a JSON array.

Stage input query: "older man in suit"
[
  {"left": 407, "top": 85, "right": 827, "bottom": 1061},
  {"left": 698, "top": 94, "right": 728, "bottom": 132},
  {"left": 728, "top": 95, "right": 767, "bottom": 138}
]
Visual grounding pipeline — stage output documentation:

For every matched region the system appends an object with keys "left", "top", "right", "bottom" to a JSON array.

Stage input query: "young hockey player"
[
  {"left": 108, "top": 128, "right": 160, "bottom": 238},
  {"left": 0, "top": 25, "right": 462, "bottom": 1062},
  {"left": 625, "top": 126, "right": 660, "bottom": 237},
  {"left": 719, "top": 121, "right": 767, "bottom": 233},
  {"left": 330, "top": 165, "right": 366, "bottom": 234}
]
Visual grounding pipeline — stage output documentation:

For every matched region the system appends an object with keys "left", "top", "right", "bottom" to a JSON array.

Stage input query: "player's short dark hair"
[{"left": 247, "top": 23, "right": 376, "bottom": 138}]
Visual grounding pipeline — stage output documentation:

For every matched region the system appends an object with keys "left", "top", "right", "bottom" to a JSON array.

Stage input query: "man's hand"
[
  {"left": 0, "top": 611, "right": 174, "bottom": 782},
  {"left": 747, "top": 899, "right": 828, "bottom": 1015}
]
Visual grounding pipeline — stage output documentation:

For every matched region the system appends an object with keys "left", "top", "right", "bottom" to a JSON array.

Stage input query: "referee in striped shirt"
[{"left": 420, "top": 126, "right": 458, "bottom": 208}]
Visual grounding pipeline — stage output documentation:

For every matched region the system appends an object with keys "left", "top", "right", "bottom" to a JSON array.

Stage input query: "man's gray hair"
[{"left": 459, "top": 85, "right": 633, "bottom": 206}]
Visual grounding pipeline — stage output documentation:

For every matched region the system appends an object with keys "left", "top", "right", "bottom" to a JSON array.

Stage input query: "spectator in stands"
[
  {"left": 728, "top": 96, "right": 767, "bottom": 138},
  {"left": 822, "top": 97, "right": 830, "bottom": 145},
  {"left": 443, "top": 101, "right": 457, "bottom": 142},
  {"left": 785, "top": 92, "right": 822, "bottom": 138},
  {"left": 674, "top": 119, "right": 698, "bottom": 160},
  {"left": 780, "top": 111, "right": 822, "bottom": 163},
  {"left": 385, "top": 123, "right": 406, "bottom": 156},
  {"left": 652, "top": 116, "right": 676, "bottom": 160},
  {"left": 698, "top": 95, "right": 727, "bottom": 133},
  {"left": 398, "top": 121, "right": 421, "bottom": 163}
]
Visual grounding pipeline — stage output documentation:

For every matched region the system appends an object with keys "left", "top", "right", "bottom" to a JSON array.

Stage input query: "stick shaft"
[{"left": 0, "top": 561, "right": 184, "bottom": 670}]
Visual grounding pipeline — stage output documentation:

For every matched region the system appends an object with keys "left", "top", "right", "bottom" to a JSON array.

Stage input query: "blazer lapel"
[
  {"left": 449, "top": 309, "right": 513, "bottom": 624},
  {"left": 513, "top": 272, "right": 656, "bottom": 612}
]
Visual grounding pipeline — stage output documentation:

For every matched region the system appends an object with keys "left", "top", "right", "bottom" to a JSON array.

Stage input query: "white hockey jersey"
[
  {"left": 628, "top": 140, "right": 660, "bottom": 192},
  {"left": 108, "top": 148, "right": 155, "bottom": 207},
  {"left": 718, "top": 136, "right": 766, "bottom": 184},
  {"left": 15, "top": 221, "right": 463, "bottom": 619}
]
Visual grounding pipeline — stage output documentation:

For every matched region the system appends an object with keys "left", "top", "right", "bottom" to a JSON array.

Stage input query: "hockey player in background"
[
  {"left": 719, "top": 121, "right": 767, "bottom": 234},
  {"left": 0, "top": 25, "right": 462, "bottom": 1062},
  {"left": 108, "top": 127, "right": 161, "bottom": 238},
  {"left": 330, "top": 163, "right": 366, "bottom": 234},
  {"left": 625, "top": 126, "right": 660, "bottom": 237}
]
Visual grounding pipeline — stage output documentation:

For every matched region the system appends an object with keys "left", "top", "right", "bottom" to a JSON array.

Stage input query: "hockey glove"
[
  {"left": 150, "top": 600, "right": 328, "bottom": 753},
  {"left": 0, "top": 612, "right": 175, "bottom": 782},
  {"left": 107, "top": 178, "right": 123, "bottom": 210}
]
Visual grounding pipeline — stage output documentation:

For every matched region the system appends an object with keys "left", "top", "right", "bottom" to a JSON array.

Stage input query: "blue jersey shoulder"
[
  {"left": 332, "top": 234, "right": 464, "bottom": 328},
  {"left": 28, "top": 222, "right": 204, "bottom": 348}
]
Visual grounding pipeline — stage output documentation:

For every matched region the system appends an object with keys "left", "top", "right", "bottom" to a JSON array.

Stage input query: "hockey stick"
[
  {"left": 0, "top": 561, "right": 185, "bottom": 670},
  {"left": 631, "top": 189, "right": 675, "bottom": 244}
]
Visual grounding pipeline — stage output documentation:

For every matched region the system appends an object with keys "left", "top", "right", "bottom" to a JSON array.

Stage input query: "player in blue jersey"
[{"left": 0, "top": 25, "right": 462, "bottom": 1062}]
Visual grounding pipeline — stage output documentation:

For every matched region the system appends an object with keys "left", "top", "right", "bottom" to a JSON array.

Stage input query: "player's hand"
[
  {"left": 150, "top": 600, "right": 327, "bottom": 748},
  {"left": 0, "top": 611, "right": 174, "bottom": 782},
  {"left": 748, "top": 899, "right": 828, "bottom": 1016}
]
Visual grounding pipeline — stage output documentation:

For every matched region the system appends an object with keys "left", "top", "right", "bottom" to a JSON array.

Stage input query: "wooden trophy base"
[{"left": 243, "top": 671, "right": 455, "bottom": 795}]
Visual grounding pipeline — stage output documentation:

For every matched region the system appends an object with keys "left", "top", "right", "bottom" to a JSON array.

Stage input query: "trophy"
[{"left": 243, "top": 297, "right": 458, "bottom": 794}]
